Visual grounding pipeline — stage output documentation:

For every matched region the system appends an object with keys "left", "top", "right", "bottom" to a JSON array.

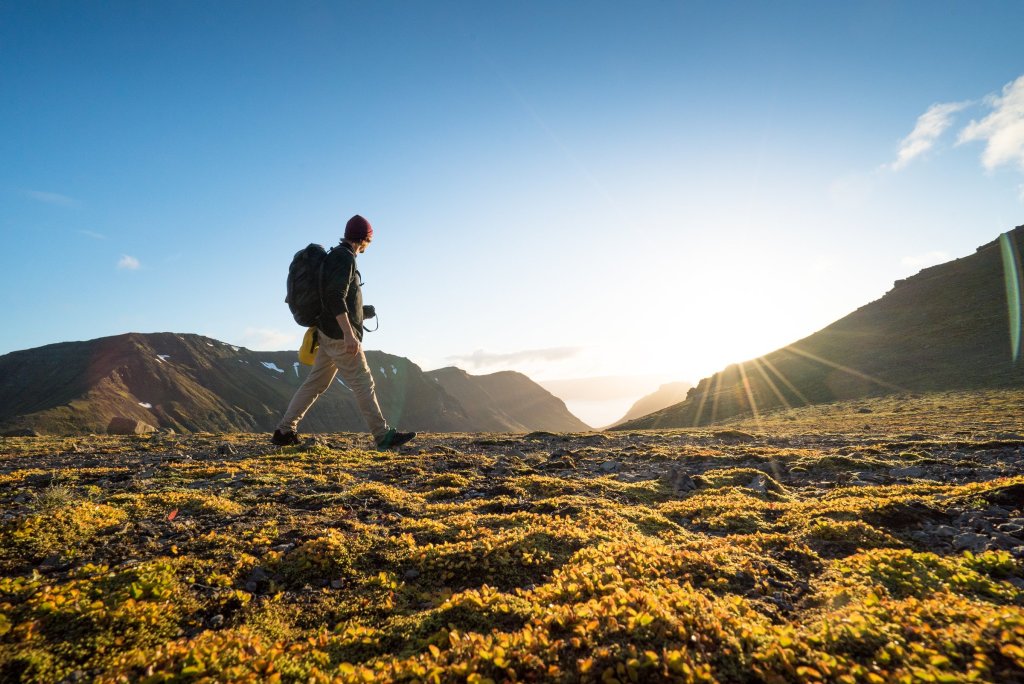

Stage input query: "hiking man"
[{"left": 272, "top": 215, "right": 416, "bottom": 450}]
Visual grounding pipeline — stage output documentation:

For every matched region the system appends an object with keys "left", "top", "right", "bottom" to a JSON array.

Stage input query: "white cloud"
[
  {"left": 237, "top": 327, "right": 301, "bottom": 351},
  {"left": 890, "top": 101, "right": 971, "bottom": 170},
  {"left": 78, "top": 229, "right": 106, "bottom": 240},
  {"left": 446, "top": 346, "right": 583, "bottom": 370},
  {"left": 117, "top": 255, "right": 140, "bottom": 270},
  {"left": 959, "top": 75, "right": 1024, "bottom": 171},
  {"left": 23, "top": 189, "right": 78, "bottom": 207},
  {"left": 901, "top": 251, "right": 950, "bottom": 270}
]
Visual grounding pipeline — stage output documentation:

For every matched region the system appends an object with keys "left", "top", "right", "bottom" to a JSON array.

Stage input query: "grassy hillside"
[
  {"left": 1, "top": 389, "right": 1023, "bottom": 682},
  {"left": 619, "top": 226, "right": 1024, "bottom": 430},
  {"left": 427, "top": 367, "right": 591, "bottom": 432}
]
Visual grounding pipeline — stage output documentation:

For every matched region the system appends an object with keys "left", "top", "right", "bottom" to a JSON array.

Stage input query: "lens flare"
[{"left": 999, "top": 232, "right": 1023, "bottom": 364}]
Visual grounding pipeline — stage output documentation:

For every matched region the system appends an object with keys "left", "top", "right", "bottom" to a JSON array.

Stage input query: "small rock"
[
  {"left": 271, "top": 543, "right": 295, "bottom": 553},
  {"left": 748, "top": 475, "right": 767, "bottom": 494},
  {"left": 1012, "top": 546, "right": 1024, "bottom": 559},
  {"left": 953, "top": 532, "right": 991, "bottom": 553},
  {"left": 300, "top": 437, "right": 328, "bottom": 452},
  {"left": 997, "top": 523, "right": 1024, "bottom": 536},
  {"left": 208, "top": 614, "right": 225, "bottom": 628},
  {"left": 660, "top": 467, "right": 698, "bottom": 493},
  {"left": 856, "top": 407, "right": 873, "bottom": 414},
  {"left": 891, "top": 466, "right": 926, "bottom": 478},
  {"left": 330, "top": 579, "right": 343, "bottom": 589},
  {"left": 712, "top": 429, "right": 756, "bottom": 443},
  {"left": 217, "top": 443, "right": 236, "bottom": 456},
  {"left": 245, "top": 567, "right": 269, "bottom": 584},
  {"left": 404, "top": 568, "right": 421, "bottom": 580},
  {"left": 108, "top": 416, "right": 157, "bottom": 435},
  {"left": 549, "top": 448, "right": 574, "bottom": 458},
  {"left": 1, "top": 427, "right": 39, "bottom": 437},
  {"left": 600, "top": 460, "right": 621, "bottom": 473},
  {"left": 932, "top": 525, "right": 958, "bottom": 539}
]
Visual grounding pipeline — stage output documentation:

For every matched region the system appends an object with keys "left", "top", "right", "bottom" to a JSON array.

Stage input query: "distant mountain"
[
  {"left": 616, "top": 225, "right": 1024, "bottom": 430},
  {"left": 606, "top": 382, "right": 692, "bottom": 428},
  {"left": 0, "top": 333, "right": 586, "bottom": 436},
  {"left": 425, "top": 367, "right": 591, "bottom": 432}
]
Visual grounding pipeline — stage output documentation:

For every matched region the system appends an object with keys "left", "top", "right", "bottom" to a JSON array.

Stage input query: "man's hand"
[{"left": 336, "top": 314, "right": 361, "bottom": 355}]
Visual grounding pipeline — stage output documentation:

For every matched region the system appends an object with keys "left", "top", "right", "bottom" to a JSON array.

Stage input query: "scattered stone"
[
  {"left": 932, "top": 525, "right": 957, "bottom": 539},
  {"left": 1013, "top": 546, "right": 1024, "bottom": 559},
  {"left": 712, "top": 429, "right": 756, "bottom": 443},
  {"left": 217, "top": 443, "right": 236, "bottom": 456},
  {"left": 748, "top": 475, "right": 767, "bottom": 494},
  {"left": 300, "top": 436, "right": 328, "bottom": 452},
  {"left": 549, "top": 448, "right": 574, "bottom": 459},
  {"left": 433, "top": 445, "right": 460, "bottom": 456},
  {"left": 1, "top": 427, "right": 39, "bottom": 437},
  {"left": 404, "top": 568, "right": 421, "bottom": 580},
  {"left": 661, "top": 467, "right": 699, "bottom": 494},
  {"left": 891, "top": 466, "right": 926, "bottom": 478},
  {"left": 952, "top": 532, "right": 990, "bottom": 553},
  {"left": 856, "top": 407, "right": 873, "bottom": 414},
  {"left": 107, "top": 417, "right": 157, "bottom": 435},
  {"left": 600, "top": 460, "right": 621, "bottom": 473},
  {"left": 208, "top": 614, "right": 225, "bottom": 628}
]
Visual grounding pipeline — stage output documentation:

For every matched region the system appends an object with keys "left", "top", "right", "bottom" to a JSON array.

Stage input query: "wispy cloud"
[
  {"left": 890, "top": 101, "right": 971, "bottom": 170},
  {"left": 447, "top": 346, "right": 583, "bottom": 370},
  {"left": 117, "top": 255, "right": 141, "bottom": 270},
  {"left": 78, "top": 229, "right": 107, "bottom": 240},
  {"left": 958, "top": 74, "right": 1024, "bottom": 171},
  {"left": 901, "top": 250, "right": 950, "bottom": 269},
  {"left": 237, "top": 327, "right": 301, "bottom": 351},
  {"left": 23, "top": 189, "right": 79, "bottom": 207}
]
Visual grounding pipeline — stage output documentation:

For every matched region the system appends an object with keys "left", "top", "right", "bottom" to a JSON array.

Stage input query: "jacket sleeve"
[{"left": 322, "top": 251, "right": 354, "bottom": 316}]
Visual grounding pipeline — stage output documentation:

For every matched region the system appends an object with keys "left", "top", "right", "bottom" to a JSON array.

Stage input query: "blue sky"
[{"left": 3, "top": 2, "right": 1024, "bottom": 425}]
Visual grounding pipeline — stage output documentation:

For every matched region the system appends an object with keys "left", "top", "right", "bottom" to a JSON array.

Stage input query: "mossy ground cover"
[{"left": 1, "top": 389, "right": 1023, "bottom": 682}]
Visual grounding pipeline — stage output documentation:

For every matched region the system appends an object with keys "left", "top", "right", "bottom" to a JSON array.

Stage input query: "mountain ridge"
[
  {"left": 615, "top": 225, "right": 1024, "bottom": 430},
  {"left": 0, "top": 332, "right": 587, "bottom": 436}
]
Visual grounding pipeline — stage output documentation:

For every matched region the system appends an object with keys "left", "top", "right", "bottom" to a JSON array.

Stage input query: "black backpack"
[{"left": 285, "top": 244, "right": 328, "bottom": 327}]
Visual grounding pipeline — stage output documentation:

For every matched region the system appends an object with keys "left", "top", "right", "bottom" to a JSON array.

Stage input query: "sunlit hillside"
[{"left": 619, "top": 226, "right": 1024, "bottom": 430}]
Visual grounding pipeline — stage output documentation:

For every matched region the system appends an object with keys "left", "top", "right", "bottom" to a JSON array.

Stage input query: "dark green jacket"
[{"left": 317, "top": 242, "right": 364, "bottom": 341}]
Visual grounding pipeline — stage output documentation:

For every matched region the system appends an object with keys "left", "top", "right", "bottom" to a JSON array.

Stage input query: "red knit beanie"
[{"left": 344, "top": 214, "right": 373, "bottom": 242}]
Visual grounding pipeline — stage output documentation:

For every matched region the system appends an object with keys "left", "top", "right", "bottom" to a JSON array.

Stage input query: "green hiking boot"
[{"left": 376, "top": 428, "right": 416, "bottom": 451}]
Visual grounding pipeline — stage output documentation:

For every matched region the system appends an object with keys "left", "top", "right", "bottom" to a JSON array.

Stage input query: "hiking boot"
[
  {"left": 271, "top": 429, "right": 300, "bottom": 446},
  {"left": 376, "top": 428, "right": 417, "bottom": 451}
]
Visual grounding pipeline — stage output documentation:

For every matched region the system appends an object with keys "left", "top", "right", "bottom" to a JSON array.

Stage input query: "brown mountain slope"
[
  {"left": 425, "top": 367, "right": 591, "bottom": 432},
  {"left": 606, "top": 381, "right": 692, "bottom": 428},
  {"left": 0, "top": 333, "right": 474, "bottom": 435},
  {"left": 615, "top": 225, "right": 1024, "bottom": 429}
]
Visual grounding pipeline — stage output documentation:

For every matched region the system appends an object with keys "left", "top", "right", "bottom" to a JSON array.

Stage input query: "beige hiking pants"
[{"left": 277, "top": 333, "right": 389, "bottom": 441}]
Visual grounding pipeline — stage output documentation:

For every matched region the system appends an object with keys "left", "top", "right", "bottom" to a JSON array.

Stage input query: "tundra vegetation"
[{"left": 1, "top": 388, "right": 1023, "bottom": 683}]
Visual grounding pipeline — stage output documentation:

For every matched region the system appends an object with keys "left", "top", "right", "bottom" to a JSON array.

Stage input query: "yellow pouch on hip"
[{"left": 298, "top": 327, "right": 318, "bottom": 365}]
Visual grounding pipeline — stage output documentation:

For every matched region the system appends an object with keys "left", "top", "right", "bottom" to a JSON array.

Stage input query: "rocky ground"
[{"left": 1, "top": 389, "right": 1023, "bottom": 682}]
